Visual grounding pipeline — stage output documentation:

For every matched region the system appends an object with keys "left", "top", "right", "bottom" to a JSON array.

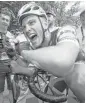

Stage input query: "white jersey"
[{"left": 50, "top": 25, "right": 79, "bottom": 49}]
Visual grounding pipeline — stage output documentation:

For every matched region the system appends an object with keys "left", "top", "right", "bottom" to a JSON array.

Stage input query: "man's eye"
[{"left": 28, "top": 20, "right": 35, "bottom": 25}]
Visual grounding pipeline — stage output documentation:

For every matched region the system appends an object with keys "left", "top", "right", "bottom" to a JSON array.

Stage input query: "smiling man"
[
  {"left": 10, "top": 2, "right": 84, "bottom": 103},
  {"left": 0, "top": 7, "right": 15, "bottom": 103}
]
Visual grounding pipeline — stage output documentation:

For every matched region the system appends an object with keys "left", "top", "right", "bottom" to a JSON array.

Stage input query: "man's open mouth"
[{"left": 29, "top": 33, "right": 37, "bottom": 41}]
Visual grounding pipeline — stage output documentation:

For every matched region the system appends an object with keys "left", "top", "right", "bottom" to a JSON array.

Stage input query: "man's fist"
[
  {"left": 11, "top": 57, "right": 36, "bottom": 77},
  {"left": 6, "top": 48, "right": 16, "bottom": 59}
]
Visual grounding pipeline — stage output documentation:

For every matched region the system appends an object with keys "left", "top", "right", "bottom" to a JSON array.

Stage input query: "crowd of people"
[{"left": 0, "top": 2, "right": 85, "bottom": 103}]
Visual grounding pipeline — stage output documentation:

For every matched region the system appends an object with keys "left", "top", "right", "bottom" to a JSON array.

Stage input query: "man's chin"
[
  {"left": 33, "top": 44, "right": 42, "bottom": 49},
  {"left": 32, "top": 43, "right": 39, "bottom": 49}
]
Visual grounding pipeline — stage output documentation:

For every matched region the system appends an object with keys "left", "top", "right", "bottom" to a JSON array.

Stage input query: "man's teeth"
[{"left": 30, "top": 34, "right": 37, "bottom": 39}]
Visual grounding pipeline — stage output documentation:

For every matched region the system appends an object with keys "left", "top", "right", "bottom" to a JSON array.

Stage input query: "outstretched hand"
[{"left": 10, "top": 56, "right": 36, "bottom": 77}]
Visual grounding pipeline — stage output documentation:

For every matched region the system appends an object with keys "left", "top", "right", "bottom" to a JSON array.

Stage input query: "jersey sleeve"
[{"left": 56, "top": 25, "right": 80, "bottom": 48}]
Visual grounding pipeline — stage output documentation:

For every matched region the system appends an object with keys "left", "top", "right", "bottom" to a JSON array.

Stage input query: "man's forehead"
[{"left": 22, "top": 15, "right": 37, "bottom": 25}]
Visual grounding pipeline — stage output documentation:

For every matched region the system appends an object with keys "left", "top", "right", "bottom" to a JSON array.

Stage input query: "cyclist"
[
  {"left": 0, "top": 7, "right": 15, "bottom": 103},
  {"left": 11, "top": 2, "right": 85, "bottom": 103}
]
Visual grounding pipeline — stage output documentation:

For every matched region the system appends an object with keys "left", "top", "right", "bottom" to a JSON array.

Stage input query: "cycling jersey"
[{"left": 50, "top": 25, "right": 79, "bottom": 48}]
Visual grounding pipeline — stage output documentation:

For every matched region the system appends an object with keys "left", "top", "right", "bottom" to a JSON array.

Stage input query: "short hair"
[{"left": 0, "top": 7, "right": 15, "bottom": 20}]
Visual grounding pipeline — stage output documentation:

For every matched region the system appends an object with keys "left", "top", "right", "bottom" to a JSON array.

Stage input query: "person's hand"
[
  {"left": 6, "top": 48, "right": 16, "bottom": 59},
  {"left": 10, "top": 57, "right": 36, "bottom": 77},
  {"left": 21, "top": 50, "right": 40, "bottom": 67}
]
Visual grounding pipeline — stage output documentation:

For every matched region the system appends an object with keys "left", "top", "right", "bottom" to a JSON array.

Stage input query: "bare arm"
[
  {"left": 21, "top": 41, "right": 79, "bottom": 77},
  {"left": 65, "top": 63, "right": 85, "bottom": 103}
]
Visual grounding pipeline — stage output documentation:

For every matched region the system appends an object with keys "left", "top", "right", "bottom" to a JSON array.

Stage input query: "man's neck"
[{"left": 41, "top": 30, "right": 51, "bottom": 47}]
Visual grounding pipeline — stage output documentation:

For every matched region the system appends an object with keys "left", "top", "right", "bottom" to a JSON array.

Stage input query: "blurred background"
[{"left": 0, "top": 1, "right": 85, "bottom": 36}]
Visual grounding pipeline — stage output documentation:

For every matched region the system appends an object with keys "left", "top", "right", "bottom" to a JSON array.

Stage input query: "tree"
[{"left": 0, "top": 1, "right": 84, "bottom": 31}]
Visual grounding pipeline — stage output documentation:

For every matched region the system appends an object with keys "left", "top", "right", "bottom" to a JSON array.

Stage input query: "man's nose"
[{"left": 25, "top": 24, "right": 31, "bottom": 33}]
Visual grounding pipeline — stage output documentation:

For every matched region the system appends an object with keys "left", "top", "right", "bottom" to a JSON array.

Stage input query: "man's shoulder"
[
  {"left": 50, "top": 25, "right": 78, "bottom": 45},
  {"left": 51, "top": 25, "right": 76, "bottom": 37},
  {"left": 56, "top": 25, "right": 77, "bottom": 40},
  {"left": 51, "top": 25, "right": 76, "bottom": 38},
  {"left": 58, "top": 25, "right": 76, "bottom": 35}
]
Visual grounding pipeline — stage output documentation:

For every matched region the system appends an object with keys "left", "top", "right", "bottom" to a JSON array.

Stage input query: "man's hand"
[
  {"left": 6, "top": 48, "right": 16, "bottom": 59},
  {"left": 10, "top": 57, "right": 36, "bottom": 77}
]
